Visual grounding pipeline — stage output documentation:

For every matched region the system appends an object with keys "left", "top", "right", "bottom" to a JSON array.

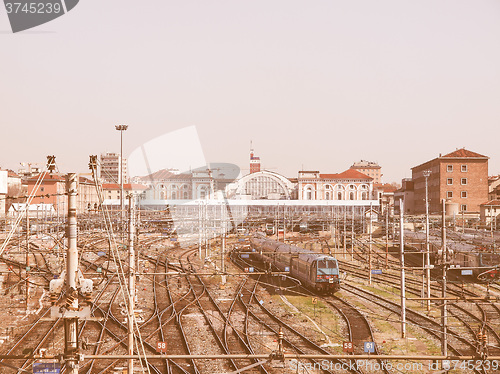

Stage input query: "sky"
[{"left": 0, "top": 0, "right": 499, "bottom": 183}]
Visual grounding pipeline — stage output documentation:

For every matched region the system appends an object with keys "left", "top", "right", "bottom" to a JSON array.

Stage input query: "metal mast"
[
  {"left": 115, "top": 124, "right": 128, "bottom": 241},
  {"left": 400, "top": 198, "right": 406, "bottom": 338},
  {"left": 128, "top": 194, "right": 136, "bottom": 374},
  {"left": 65, "top": 173, "right": 79, "bottom": 374},
  {"left": 441, "top": 199, "right": 448, "bottom": 358},
  {"left": 423, "top": 170, "right": 431, "bottom": 312}
]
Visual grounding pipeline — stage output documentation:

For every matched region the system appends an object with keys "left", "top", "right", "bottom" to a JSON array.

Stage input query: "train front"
[{"left": 315, "top": 257, "right": 341, "bottom": 293}]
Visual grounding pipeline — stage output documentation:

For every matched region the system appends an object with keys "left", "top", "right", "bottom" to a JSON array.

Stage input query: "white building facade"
[{"left": 297, "top": 169, "right": 374, "bottom": 201}]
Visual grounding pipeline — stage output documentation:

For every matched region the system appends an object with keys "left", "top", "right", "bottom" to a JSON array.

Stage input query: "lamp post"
[
  {"left": 115, "top": 124, "right": 128, "bottom": 240},
  {"left": 423, "top": 170, "right": 431, "bottom": 312}
]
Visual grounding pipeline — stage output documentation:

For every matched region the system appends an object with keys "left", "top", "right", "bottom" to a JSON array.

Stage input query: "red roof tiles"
[
  {"left": 441, "top": 148, "right": 488, "bottom": 158},
  {"left": 319, "top": 169, "right": 372, "bottom": 180},
  {"left": 480, "top": 200, "right": 500, "bottom": 206}
]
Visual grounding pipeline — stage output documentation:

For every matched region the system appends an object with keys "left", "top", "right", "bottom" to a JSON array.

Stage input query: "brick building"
[
  {"left": 411, "top": 148, "right": 489, "bottom": 214},
  {"left": 250, "top": 147, "right": 261, "bottom": 174},
  {"left": 27, "top": 173, "right": 99, "bottom": 214}
]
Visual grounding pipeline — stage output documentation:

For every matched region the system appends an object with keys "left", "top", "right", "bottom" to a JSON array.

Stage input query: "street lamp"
[
  {"left": 115, "top": 124, "right": 128, "bottom": 240},
  {"left": 423, "top": 169, "right": 431, "bottom": 312}
]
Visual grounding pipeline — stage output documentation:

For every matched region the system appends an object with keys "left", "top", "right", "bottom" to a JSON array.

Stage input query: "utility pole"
[
  {"left": 221, "top": 203, "right": 226, "bottom": 286},
  {"left": 400, "top": 198, "right": 406, "bottom": 338},
  {"left": 424, "top": 170, "right": 431, "bottom": 312},
  {"left": 368, "top": 203, "right": 372, "bottom": 285},
  {"left": 351, "top": 207, "right": 354, "bottom": 261},
  {"left": 385, "top": 202, "right": 389, "bottom": 269},
  {"left": 198, "top": 201, "right": 202, "bottom": 258},
  {"left": 65, "top": 173, "right": 79, "bottom": 374},
  {"left": 25, "top": 211, "right": 29, "bottom": 309},
  {"left": 283, "top": 204, "right": 286, "bottom": 242},
  {"left": 343, "top": 207, "right": 347, "bottom": 261},
  {"left": 441, "top": 199, "right": 448, "bottom": 359},
  {"left": 128, "top": 194, "right": 135, "bottom": 374}
]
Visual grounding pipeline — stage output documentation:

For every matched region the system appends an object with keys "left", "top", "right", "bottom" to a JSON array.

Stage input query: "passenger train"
[{"left": 250, "top": 236, "right": 341, "bottom": 294}]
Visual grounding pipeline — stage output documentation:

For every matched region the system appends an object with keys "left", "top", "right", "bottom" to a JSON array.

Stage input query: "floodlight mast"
[{"left": 115, "top": 124, "right": 128, "bottom": 241}]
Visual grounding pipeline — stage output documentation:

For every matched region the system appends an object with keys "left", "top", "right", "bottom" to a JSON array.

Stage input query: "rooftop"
[
  {"left": 480, "top": 200, "right": 500, "bottom": 206},
  {"left": 412, "top": 148, "right": 489, "bottom": 170},
  {"left": 441, "top": 148, "right": 488, "bottom": 159},
  {"left": 350, "top": 160, "right": 381, "bottom": 168}
]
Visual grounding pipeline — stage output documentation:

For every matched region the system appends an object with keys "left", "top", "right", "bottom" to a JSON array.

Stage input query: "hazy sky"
[{"left": 1, "top": 0, "right": 499, "bottom": 183}]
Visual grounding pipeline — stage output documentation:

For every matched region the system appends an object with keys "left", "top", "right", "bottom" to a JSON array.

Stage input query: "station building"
[
  {"left": 135, "top": 167, "right": 236, "bottom": 201},
  {"left": 297, "top": 169, "right": 373, "bottom": 201},
  {"left": 230, "top": 170, "right": 295, "bottom": 200}
]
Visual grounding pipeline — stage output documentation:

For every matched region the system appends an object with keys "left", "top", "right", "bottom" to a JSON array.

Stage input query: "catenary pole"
[
  {"left": 424, "top": 170, "right": 431, "bottom": 312},
  {"left": 441, "top": 199, "right": 448, "bottom": 359},
  {"left": 400, "top": 198, "right": 406, "bottom": 338},
  {"left": 65, "top": 173, "right": 79, "bottom": 374},
  {"left": 128, "top": 194, "right": 135, "bottom": 374}
]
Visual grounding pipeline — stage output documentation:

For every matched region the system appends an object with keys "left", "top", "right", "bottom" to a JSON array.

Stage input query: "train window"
[{"left": 318, "top": 260, "right": 337, "bottom": 268}]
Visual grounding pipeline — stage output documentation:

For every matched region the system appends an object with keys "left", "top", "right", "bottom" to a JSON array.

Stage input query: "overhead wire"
[
  {"left": 0, "top": 159, "right": 56, "bottom": 256},
  {"left": 90, "top": 160, "right": 151, "bottom": 374}
]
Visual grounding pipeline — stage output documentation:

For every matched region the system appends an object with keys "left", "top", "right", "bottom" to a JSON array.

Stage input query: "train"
[
  {"left": 444, "top": 251, "right": 500, "bottom": 281},
  {"left": 404, "top": 231, "right": 500, "bottom": 282},
  {"left": 249, "top": 236, "right": 341, "bottom": 294}
]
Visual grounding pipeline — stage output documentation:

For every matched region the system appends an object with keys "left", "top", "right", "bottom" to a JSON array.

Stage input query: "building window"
[
  {"left": 447, "top": 191, "right": 453, "bottom": 198},
  {"left": 447, "top": 178, "right": 453, "bottom": 185},
  {"left": 461, "top": 178, "right": 467, "bottom": 185},
  {"left": 461, "top": 191, "right": 467, "bottom": 198},
  {"left": 447, "top": 165, "right": 453, "bottom": 172},
  {"left": 461, "top": 165, "right": 468, "bottom": 172},
  {"left": 349, "top": 192, "right": 355, "bottom": 200},
  {"left": 461, "top": 204, "right": 467, "bottom": 212}
]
